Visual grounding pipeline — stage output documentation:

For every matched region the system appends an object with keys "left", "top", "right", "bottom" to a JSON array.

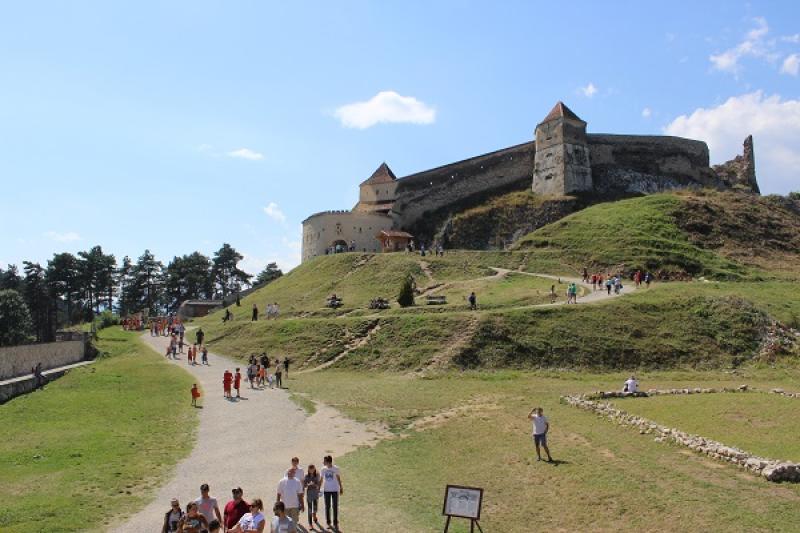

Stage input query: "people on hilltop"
[{"left": 528, "top": 407, "right": 553, "bottom": 463}]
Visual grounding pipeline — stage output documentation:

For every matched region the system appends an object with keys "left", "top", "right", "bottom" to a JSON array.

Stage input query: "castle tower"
[
  {"left": 533, "top": 102, "right": 593, "bottom": 195},
  {"left": 353, "top": 162, "right": 398, "bottom": 214}
]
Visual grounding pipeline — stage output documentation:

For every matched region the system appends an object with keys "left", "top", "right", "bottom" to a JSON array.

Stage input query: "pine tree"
[{"left": 397, "top": 275, "right": 415, "bottom": 307}]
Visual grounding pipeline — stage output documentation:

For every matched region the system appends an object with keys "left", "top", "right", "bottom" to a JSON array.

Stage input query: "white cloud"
[
  {"left": 226, "top": 148, "right": 264, "bottom": 161},
  {"left": 781, "top": 34, "right": 800, "bottom": 43},
  {"left": 642, "top": 107, "right": 652, "bottom": 119},
  {"left": 334, "top": 91, "right": 436, "bottom": 129},
  {"left": 709, "top": 17, "right": 779, "bottom": 75},
  {"left": 781, "top": 54, "right": 799, "bottom": 76},
  {"left": 262, "top": 202, "right": 286, "bottom": 223},
  {"left": 664, "top": 91, "right": 800, "bottom": 194},
  {"left": 44, "top": 231, "right": 81, "bottom": 242},
  {"left": 579, "top": 83, "right": 598, "bottom": 98}
]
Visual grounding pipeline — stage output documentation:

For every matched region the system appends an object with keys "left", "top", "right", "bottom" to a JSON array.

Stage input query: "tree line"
[{"left": 0, "top": 243, "right": 282, "bottom": 345}]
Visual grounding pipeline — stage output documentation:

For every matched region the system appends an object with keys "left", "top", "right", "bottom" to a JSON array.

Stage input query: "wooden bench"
[{"left": 426, "top": 295, "right": 447, "bottom": 305}]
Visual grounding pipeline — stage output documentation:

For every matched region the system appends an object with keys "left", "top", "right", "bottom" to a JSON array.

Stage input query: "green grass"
[
  {"left": 618, "top": 392, "right": 800, "bottom": 462},
  {"left": 0, "top": 328, "right": 196, "bottom": 532},
  {"left": 514, "top": 193, "right": 751, "bottom": 279},
  {"left": 289, "top": 369, "right": 800, "bottom": 532}
]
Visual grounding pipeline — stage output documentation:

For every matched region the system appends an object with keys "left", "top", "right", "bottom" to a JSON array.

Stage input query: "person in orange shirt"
[
  {"left": 191, "top": 383, "right": 201, "bottom": 407},
  {"left": 234, "top": 368, "right": 242, "bottom": 399}
]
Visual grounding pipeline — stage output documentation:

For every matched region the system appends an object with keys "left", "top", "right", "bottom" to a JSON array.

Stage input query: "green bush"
[
  {"left": 96, "top": 310, "right": 120, "bottom": 330},
  {"left": 397, "top": 275, "right": 415, "bottom": 307}
]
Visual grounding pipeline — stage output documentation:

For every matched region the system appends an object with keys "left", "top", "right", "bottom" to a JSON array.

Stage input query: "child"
[
  {"left": 178, "top": 338, "right": 184, "bottom": 354},
  {"left": 223, "top": 370, "right": 233, "bottom": 399},
  {"left": 201, "top": 346, "right": 209, "bottom": 365},
  {"left": 191, "top": 384, "right": 201, "bottom": 407},
  {"left": 234, "top": 368, "right": 242, "bottom": 398},
  {"left": 258, "top": 365, "right": 266, "bottom": 388}
]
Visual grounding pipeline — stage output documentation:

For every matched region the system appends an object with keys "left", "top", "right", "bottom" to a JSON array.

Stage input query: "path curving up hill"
[{"left": 115, "top": 334, "right": 386, "bottom": 533}]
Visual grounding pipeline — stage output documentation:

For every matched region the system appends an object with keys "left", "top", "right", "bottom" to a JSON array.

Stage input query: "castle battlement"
[{"left": 301, "top": 102, "right": 759, "bottom": 262}]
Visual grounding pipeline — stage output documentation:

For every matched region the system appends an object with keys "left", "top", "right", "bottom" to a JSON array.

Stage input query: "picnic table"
[{"left": 369, "top": 297, "right": 390, "bottom": 310}]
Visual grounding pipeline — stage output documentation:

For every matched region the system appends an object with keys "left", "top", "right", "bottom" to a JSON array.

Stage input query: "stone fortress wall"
[
  {"left": 302, "top": 210, "right": 393, "bottom": 262},
  {"left": 301, "top": 101, "right": 759, "bottom": 262}
]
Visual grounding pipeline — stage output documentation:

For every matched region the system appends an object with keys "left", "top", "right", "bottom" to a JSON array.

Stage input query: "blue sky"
[{"left": 1, "top": 1, "right": 798, "bottom": 274}]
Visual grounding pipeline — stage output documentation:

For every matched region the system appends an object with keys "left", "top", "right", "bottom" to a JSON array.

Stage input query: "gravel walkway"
[{"left": 115, "top": 333, "right": 385, "bottom": 532}]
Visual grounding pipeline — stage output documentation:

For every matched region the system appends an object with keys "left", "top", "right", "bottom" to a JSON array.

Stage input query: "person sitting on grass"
[
  {"left": 528, "top": 407, "right": 553, "bottom": 462},
  {"left": 623, "top": 375, "right": 639, "bottom": 393}
]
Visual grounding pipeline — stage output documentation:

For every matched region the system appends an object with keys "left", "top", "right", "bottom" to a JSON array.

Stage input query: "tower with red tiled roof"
[
  {"left": 353, "top": 162, "right": 399, "bottom": 214},
  {"left": 533, "top": 102, "right": 593, "bottom": 195}
]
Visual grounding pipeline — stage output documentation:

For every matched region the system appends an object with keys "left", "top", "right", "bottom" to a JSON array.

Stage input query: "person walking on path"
[
  {"left": 234, "top": 368, "right": 242, "bottom": 399},
  {"left": 276, "top": 468, "right": 304, "bottom": 526},
  {"left": 191, "top": 384, "right": 201, "bottom": 408},
  {"left": 269, "top": 502, "right": 296, "bottom": 533},
  {"left": 321, "top": 455, "right": 343, "bottom": 531},
  {"left": 528, "top": 407, "right": 553, "bottom": 462},
  {"left": 252, "top": 303, "right": 259, "bottom": 322},
  {"left": 283, "top": 358, "right": 290, "bottom": 379},
  {"left": 196, "top": 328, "right": 205, "bottom": 346},
  {"left": 303, "top": 464, "right": 321, "bottom": 530},
  {"left": 550, "top": 284, "right": 557, "bottom": 304},
  {"left": 195, "top": 483, "right": 223, "bottom": 526},
  {"left": 468, "top": 291, "right": 477, "bottom": 310},
  {"left": 290, "top": 457, "right": 304, "bottom": 486},
  {"left": 177, "top": 501, "right": 208, "bottom": 533},
  {"left": 230, "top": 498, "right": 266, "bottom": 533},
  {"left": 201, "top": 345, "right": 209, "bottom": 365},
  {"left": 224, "top": 487, "right": 250, "bottom": 532},
  {"left": 223, "top": 370, "right": 233, "bottom": 399},
  {"left": 161, "top": 498, "right": 184, "bottom": 533},
  {"left": 274, "top": 361, "right": 283, "bottom": 389}
]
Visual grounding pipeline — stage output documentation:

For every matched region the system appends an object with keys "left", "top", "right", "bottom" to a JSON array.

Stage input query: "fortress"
[{"left": 302, "top": 102, "right": 759, "bottom": 262}]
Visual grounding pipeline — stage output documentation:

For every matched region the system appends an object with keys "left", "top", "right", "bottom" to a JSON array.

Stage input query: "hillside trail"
[
  {"left": 297, "top": 320, "right": 382, "bottom": 374},
  {"left": 489, "top": 267, "right": 638, "bottom": 306},
  {"left": 116, "top": 333, "right": 387, "bottom": 533}
]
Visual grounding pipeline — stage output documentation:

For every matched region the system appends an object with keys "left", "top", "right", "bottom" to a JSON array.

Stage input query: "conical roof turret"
[
  {"left": 540, "top": 101, "right": 584, "bottom": 123},
  {"left": 361, "top": 162, "right": 397, "bottom": 185}
]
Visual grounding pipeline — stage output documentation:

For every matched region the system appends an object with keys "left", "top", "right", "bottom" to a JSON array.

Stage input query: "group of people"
[
  {"left": 162, "top": 456, "right": 344, "bottom": 533},
  {"left": 121, "top": 315, "right": 144, "bottom": 331},
  {"left": 151, "top": 316, "right": 184, "bottom": 337},
  {"left": 217, "top": 355, "right": 291, "bottom": 401},
  {"left": 564, "top": 282, "right": 580, "bottom": 304},
  {"left": 251, "top": 303, "right": 281, "bottom": 322}
]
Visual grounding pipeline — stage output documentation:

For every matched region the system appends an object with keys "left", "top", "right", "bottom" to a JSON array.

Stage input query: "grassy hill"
[{"left": 513, "top": 190, "right": 800, "bottom": 280}]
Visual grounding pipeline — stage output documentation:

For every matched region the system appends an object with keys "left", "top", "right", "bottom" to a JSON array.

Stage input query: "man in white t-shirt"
[
  {"left": 195, "top": 483, "right": 222, "bottom": 525},
  {"left": 290, "top": 457, "right": 304, "bottom": 487},
  {"left": 528, "top": 407, "right": 553, "bottom": 462},
  {"left": 624, "top": 375, "right": 639, "bottom": 393},
  {"left": 276, "top": 468, "right": 304, "bottom": 525}
]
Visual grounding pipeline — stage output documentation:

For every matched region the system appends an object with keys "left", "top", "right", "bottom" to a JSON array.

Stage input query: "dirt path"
[{"left": 116, "top": 334, "right": 387, "bottom": 533}]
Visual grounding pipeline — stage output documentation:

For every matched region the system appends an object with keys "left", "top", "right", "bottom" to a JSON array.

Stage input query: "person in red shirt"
[
  {"left": 223, "top": 487, "right": 249, "bottom": 530},
  {"left": 223, "top": 370, "right": 233, "bottom": 399},
  {"left": 191, "top": 384, "right": 201, "bottom": 407},
  {"left": 234, "top": 368, "right": 242, "bottom": 399}
]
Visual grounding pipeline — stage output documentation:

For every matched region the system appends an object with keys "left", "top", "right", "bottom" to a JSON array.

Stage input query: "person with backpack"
[{"left": 162, "top": 498, "right": 184, "bottom": 533}]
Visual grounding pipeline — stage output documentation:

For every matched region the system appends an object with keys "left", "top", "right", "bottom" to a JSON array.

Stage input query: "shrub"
[
  {"left": 0, "top": 289, "right": 34, "bottom": 346},
  {"left": 397, "top": 275, "right": 415, "bottom": 307}
]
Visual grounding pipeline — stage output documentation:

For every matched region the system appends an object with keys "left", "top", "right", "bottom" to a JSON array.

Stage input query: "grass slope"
[
  {"left": 291, "top": 369, "right": 800, "bottom": 532},
  {"left": 0, "top": 328, "right": 196, "bottom": 532},
  {"left": 514, "top": 193, "right": 749, "bottom": 279}
]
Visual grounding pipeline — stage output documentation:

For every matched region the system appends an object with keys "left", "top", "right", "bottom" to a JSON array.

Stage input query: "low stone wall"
[
  {"left": 0, "top": 339, "right": 87, "bottom": 380},
  {"left": 561, "top": 388, "right": 800, "bottom": 483}
]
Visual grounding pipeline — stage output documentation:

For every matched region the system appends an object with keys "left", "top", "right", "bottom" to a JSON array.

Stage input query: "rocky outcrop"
[
  {"left": 561, "top": 388, "right": 800, "bottom": 483},
  {"left": 712, "top": 136, "right": 760, "bottom": 193}
]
